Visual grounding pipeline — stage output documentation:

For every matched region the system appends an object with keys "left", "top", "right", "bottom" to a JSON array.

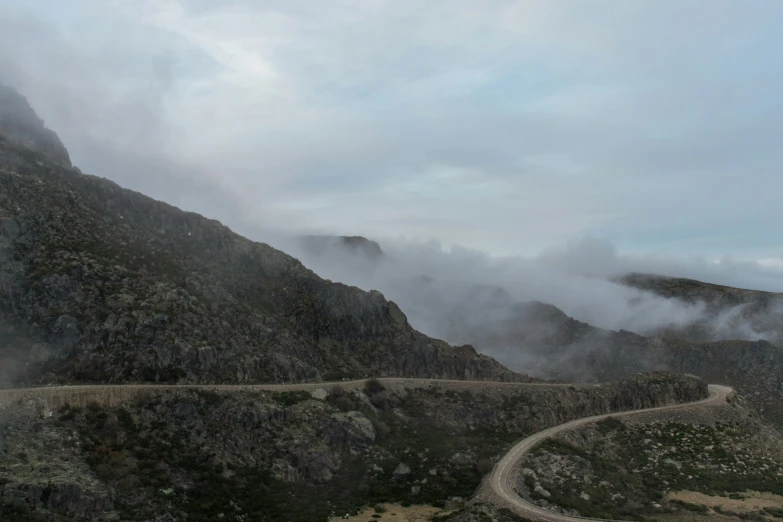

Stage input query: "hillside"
[
  {"left": 444, "top": 295, "right": 783, "bottom": 429},
  {"left": 511, "top": 392, "right": 783, "bottom": 521},
  {"left": 0, "top": 87, "right": 523, "bottom": 386},
  {"left": 618, "top": 272, "right": 783, "bottom": 345},
  {"left": 0, "top": 374, "right": 705, "bottom": 521},
  {"left": 291, "top": 238, "right": 783, "bottom": 428},
  {"left": 443, "top": 296, "right": 783, "bottom": 428}
]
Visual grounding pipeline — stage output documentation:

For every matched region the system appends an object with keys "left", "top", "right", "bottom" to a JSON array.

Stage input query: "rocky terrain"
[
  {"left": 0, "top": 373, "right": 705, "bottom": 521},
  {"left": 513, "top": 393, "right": 783, "bottom": 521},
  {"left": 0, "top": 85, "right": 524, "bottom": 387}
]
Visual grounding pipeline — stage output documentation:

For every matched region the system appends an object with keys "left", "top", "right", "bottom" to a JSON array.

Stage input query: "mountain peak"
[
  {"left": 299, "top": 234, "right": 385, "bottom": 260},
  {"left": 0, "top": 84, "right": 71, "bottom": 167}
]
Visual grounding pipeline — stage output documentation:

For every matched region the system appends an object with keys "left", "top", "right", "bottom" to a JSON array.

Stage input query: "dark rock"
[{"left": 0, "top": 482, "right": 113, "bottom": 519}]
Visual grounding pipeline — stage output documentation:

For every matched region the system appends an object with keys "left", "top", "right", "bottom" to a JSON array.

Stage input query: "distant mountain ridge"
[
  {"left": 618, "top": 272, "right": 783, "bottom": 345},
  {"left": 619, "top": 272, "right": 782, "bottom": 309},
  {"left": 298, "top": 235, "right": 385, "bottom": 262}
]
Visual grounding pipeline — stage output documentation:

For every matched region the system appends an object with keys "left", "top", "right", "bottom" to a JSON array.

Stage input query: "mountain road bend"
[{"left": 488, "top": 384, "right": 733, "bottom": 522}]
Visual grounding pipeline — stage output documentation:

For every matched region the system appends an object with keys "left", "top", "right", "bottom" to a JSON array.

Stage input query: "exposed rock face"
[
  {"left": 0, "top": 403, "right": 117, "bottom": 521},
  {"left": 326, "top": 411, "right": 376, "bottom": 451},
  {"left": 0, "top": 100, "right": 522, "bottom": 385}
]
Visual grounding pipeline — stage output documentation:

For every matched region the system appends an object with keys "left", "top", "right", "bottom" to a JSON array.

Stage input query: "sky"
[{"left": 1, "top": 0, "right": 783, "bottom": 265}]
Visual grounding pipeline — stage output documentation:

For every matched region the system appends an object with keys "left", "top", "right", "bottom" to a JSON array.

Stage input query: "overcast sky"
[{"left": 2, "top": 0, "right": 783, "bottom": 264}]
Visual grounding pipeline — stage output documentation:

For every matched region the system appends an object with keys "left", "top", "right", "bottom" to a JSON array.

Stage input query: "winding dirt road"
[{"left": 490, "top": 384, "right": 733, "bottom": 522}]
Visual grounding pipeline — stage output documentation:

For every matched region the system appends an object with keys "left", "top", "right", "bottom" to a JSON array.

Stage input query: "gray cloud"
[{"left": 1, "top": 1, "right": 782, "bottom": 259}]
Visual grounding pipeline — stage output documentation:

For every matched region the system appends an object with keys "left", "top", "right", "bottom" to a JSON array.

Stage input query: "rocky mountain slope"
[
  {"left": 0, "top": 86, "right": 522, "bottom": 386},
  {"left": 514, "top": 392, "right": 783, "bottom": 521},
  {"left": 0, "top": 373, "right": 705, "bottom": 521},
  {"left": 440, "top": 294, "right": 783, "bottom": 430}
]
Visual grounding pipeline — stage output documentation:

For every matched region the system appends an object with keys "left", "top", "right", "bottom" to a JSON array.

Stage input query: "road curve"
[{"left": 490, "top": 384, "right": 733, "bottom": 522}]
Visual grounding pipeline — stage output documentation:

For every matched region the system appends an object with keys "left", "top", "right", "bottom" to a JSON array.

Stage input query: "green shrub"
[
  {"left": 476, "top": 457, "right": 494, "bottom": 476},
  {"left": 335, "top": 396, "right": 356, "bottom": 412}
]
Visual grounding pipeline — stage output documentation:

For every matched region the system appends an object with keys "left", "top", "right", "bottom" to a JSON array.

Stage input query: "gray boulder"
[
  {"left": 393, "top": 463, "right": 411, "bottom": 479},
  {"left": 326, "top": 411, "right": 376, "bottom": 450}
]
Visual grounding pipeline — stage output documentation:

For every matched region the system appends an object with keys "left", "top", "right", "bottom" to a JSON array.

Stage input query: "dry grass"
[
  {"left": 328, "top": 503, "right": 447, "bottom": 521},
  {"left": 668, "top": 490, "right": 783, "bottom": 514}
]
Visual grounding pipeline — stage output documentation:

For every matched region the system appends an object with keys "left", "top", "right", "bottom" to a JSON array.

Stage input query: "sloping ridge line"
[{"left": 490, "top": 384, "right": 733, "bottom": 522}]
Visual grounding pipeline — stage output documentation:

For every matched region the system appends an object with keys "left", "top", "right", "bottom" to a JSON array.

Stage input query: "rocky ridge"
[{"left": 0, "top": 86, "right": 521, "bottom": 386}]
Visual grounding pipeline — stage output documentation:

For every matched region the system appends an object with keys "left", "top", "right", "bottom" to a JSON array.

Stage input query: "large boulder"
[{"left": 325, "top": 411, "right": 376, "bottom": 451}]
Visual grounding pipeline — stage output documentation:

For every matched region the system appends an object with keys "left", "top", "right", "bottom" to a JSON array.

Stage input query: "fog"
[{"left": 265, "top": 233, "right": 783, "bottom": 374}]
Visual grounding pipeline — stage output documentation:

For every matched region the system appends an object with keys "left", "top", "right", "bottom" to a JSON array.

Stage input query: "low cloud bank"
[{"left": 264, "top": 234, "right": 783, "bottom": 374}]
